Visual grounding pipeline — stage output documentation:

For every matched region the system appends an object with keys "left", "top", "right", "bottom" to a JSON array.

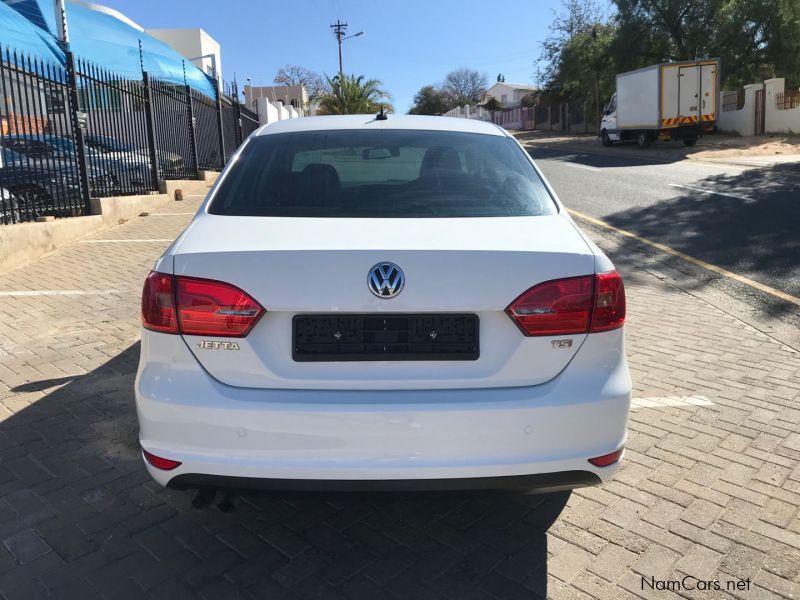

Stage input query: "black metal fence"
[
  {"left": 0, "top": 42, "right": 259, "bottom": 225},
  {"left": 149, "top": 78, "right": 197, "bottom": 180},
  {"left": 0, "top": 47, "right": 87, "bottom": 224},
  {"left": 75, "top": 56, "right": 158, "bottom": 195},
  {"left": 722, "top": 89, "right": 746, "bottom": 112},
  {"left": 192, "top": 87, "right": 224, "bottom": 171}
]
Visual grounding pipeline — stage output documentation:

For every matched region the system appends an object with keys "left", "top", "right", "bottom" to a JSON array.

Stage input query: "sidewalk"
[
  {"left": 0, "top": 203, "right": 799, "bottom": 599},
  {"left": 514, "top": 130, "right": 800, "bottom": 174}
]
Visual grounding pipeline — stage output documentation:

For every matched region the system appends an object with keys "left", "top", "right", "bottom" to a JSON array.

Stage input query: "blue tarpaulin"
[
  {"left": 1, "top": 0, "right": 217, "bottom": 97},
  {"left": 0, "top": 2, "right": 64, "bottom": 64}
]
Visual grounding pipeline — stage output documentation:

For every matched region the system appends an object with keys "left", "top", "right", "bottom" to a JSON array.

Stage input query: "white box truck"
[{"left": 600, "top": 59, "right": 720, "bottom": 149}]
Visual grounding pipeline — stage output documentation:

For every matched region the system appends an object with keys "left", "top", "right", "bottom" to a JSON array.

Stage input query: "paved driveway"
[{"left": 0, "top": 196, "right": 798, "bottom": 599}]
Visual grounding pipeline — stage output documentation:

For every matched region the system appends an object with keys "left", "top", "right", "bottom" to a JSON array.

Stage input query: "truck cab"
[{"left": 600, "top": 95, "right": 618, "bottom": 146}]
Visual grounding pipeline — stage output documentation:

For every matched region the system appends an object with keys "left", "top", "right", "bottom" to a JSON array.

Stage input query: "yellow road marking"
[{"left": 568, "top": 208, "right": 800, "bottom": 307}]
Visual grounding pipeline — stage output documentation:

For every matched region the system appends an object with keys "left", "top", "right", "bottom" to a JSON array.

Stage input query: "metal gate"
[{"left": 754, "top": 89, "right": 766, "bottom": 135}]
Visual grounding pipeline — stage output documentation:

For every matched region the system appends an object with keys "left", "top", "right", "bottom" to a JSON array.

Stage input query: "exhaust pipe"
[{"left": 191, "top": 488, "right": 239, "bottom": 512}]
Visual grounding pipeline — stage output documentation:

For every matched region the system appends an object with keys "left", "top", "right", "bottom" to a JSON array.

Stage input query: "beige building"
[
  {"left": 146, "top": 28, "right": 223, "bottom": 84},
  {"left": 485, "top": 82, "right": 539, "bottom": 107}
]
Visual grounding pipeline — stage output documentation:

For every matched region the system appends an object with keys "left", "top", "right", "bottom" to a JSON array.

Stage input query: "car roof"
[{"left": 254, "top": 114, "right": 508, "bottom": 137}]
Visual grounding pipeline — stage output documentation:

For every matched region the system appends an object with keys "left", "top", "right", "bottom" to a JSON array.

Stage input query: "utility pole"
[
  {"left": 330, "top": 21, "right": 364, "bottom": 80},
  {"left": 331, "top": 20, "right": 347, "bottom": 78},
  {"left": 591, "top": 26, "right": 601, "bottom": 134}
]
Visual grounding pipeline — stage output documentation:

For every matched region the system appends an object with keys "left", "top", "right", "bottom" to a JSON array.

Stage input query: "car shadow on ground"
[
  {"left": 527, "top": 144, "right": 677, "bottom": 169},
  {"left": 1, "top": 343, "right": 570, "bottom": 599},
  {"left": 602, "top": 167, "right": 800, "bottom": 314}
]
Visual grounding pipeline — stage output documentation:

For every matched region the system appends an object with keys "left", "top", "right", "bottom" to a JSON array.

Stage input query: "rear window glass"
[{"left": 208, "top": 129, "right": 556, "bottom": 218}]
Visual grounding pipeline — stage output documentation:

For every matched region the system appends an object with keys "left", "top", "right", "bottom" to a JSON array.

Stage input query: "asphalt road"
[{"left": 526, "top": 140, "right": 800, "bottom": 342}]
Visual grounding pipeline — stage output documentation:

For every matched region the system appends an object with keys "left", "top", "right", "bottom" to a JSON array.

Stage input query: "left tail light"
[
  {"left": 141, "top": 271, "right": 178, "bottom": 333},
  {"left": 142, "top": 271, "right": 264, "bottom": 337}
]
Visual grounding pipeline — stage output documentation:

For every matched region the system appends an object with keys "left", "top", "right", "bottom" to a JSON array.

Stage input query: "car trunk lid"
[{"left": 172, "top": 213, "right": 596, "bottom": 390}]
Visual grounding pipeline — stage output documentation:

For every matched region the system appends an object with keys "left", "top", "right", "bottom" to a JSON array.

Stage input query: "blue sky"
[{"left": 97, "top": 0, "right": 565, "bottom": 112}]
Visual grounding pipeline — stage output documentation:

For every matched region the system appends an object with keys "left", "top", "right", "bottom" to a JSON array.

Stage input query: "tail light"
[
  {"left": 506, "top": 271, "right": 625, "bottom": 336},
  {"left": 141, "top": 272, "right": 178, "bottom": 334},
  {"left": 142, "top": 272, "right": 264, "bottom": 337},
  {"left": 588, "top": 447, "right": 624, "bottom": 467},
  {"left": 142, "top": 448, "right": 181, "bottom": 471},
  {"left": 590, "top": 271, "right": 626, "bottom": 332}
]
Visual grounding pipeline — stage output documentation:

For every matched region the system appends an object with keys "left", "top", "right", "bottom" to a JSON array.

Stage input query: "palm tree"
[{"left": 316, "top": 74, "right": 393, "bottom": 115}]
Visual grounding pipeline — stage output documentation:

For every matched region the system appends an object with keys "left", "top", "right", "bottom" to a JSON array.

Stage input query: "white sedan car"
[{"left": 135, "top": 114, "right": 631, "bottom": 494}]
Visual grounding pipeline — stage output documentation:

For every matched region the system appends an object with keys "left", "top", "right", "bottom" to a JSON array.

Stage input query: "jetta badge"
[
  {"left": 368, "top": 262, "right": 404, "bottom": 298},
  {"left": 197, "top": 341, "right": 240, "bottom": 350}
]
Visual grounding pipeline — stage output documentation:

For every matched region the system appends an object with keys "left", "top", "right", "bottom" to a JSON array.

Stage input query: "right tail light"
[{"left": 506, "top": 271, "right": 625, "bottom": 336}]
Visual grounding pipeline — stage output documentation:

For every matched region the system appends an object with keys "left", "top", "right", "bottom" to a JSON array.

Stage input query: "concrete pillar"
[{"left": 763, "top": 78, "right": 798, "bottom": 134}]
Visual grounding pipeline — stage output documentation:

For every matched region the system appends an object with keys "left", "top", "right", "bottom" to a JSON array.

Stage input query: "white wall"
[
  {"left": 718, "top": 78, "right": 800, "bottom": 135},
  {"left": 254, "top": 98, "right": 303, "bottom": 126},
  {"left": 765, "top": 78, "right": 800, "bottom": 134},
  {"left": 717, "top": 83, "right": 762, "bottom": 136},
  {"left": 255, "top": 98, "right": 278, "bottom": 125},
  {"left": 443, "top": 104, "right": 491, "bottom": 121}
]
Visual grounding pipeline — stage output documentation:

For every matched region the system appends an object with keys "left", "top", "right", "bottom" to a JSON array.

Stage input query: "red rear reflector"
[
  {"left": 505, "top": 275, "right": 594, "bottom": 336},
  {"left": 142, "top": 271, "right": 178, "bottom": 333},
  {"left": 588, "top": 447, "right": 624, "bottom": 467},
  {"left": 141, "top": 272, "right": 265, "bottom": 337},
  {"left": 176, "top": 276, "right": 265, "bottom": 337},
  {"left": 142, "top": 449, "right": 182, "bottom": 471},
  {"left": 590, "top": 271, "right": 625, "bottom": 333},
  {"left": 505, "top": 271, "right": 625, "bottom": 337}
]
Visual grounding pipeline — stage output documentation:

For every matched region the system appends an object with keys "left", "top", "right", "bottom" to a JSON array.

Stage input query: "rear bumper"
[
  {"left": 135, "top": 329, "right": 631, "bottom": 490},
  {"left": 167, "top": 471, "right": 601, "bottom": 494}
]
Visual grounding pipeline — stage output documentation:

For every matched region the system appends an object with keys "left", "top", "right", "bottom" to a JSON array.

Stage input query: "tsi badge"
[
  {"left": 197, "top": 341, "right": 240, "bottom": 351},
  {"left": 551, "top": 339, "right": 573, "bottom": 349}
]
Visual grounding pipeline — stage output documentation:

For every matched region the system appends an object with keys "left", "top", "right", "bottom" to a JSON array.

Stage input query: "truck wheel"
[
  {"left": 601, "top": 130, "right": 613, "bottom": 147},
  {"left": 637, "top": 132, "right": 652, "bottom": 149},
  {"left": 683, "top": 138, "right": 698, "bottom": 147}
]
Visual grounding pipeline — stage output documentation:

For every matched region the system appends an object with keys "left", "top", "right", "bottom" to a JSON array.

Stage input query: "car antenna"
[{"left": 376, "top": 105, "right": 388, "bottom": 121}]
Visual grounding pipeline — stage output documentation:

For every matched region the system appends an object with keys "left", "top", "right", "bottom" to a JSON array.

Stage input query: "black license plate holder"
[{"left": 292, "top": 314, "right": 479, "bottom": 362}]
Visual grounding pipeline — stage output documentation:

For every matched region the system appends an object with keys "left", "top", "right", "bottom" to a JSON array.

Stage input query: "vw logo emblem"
[{"left": 368, "top": 262, "right": 404, "bottom": 298}]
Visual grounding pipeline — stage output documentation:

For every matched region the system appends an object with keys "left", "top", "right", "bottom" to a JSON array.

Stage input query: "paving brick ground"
[{"left": 0, "top": 195, "right": 798, "bottom": 599}]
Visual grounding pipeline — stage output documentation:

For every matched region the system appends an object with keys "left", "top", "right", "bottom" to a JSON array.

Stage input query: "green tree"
[
  {"left": 482, "top": 96, "right": 503, "bottom": 111},
  {"left": 540, "top": 0, "right": 607, "bottom": 92},
  {"left": 541, "top": 0, "right": 800, "bottom": 108},
  {"left": 520, "top": 92, "right": 539, "bottom": 107},
  {"left": 315, "top": 75, "right": 393, "bottom": 115},
  {"left": 540, "top": 0, "right": 615, "bottom": 122},
  {"left": 408, "top": 85, "right": 452, "bottom": 115},
  {"left": 612, "top": 0, "right": 800, "bottom": 86}
]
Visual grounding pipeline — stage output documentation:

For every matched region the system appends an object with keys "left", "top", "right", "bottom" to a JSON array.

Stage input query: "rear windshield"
[{"left": 208, "top": 129, "right": 556, "bottom": 218}]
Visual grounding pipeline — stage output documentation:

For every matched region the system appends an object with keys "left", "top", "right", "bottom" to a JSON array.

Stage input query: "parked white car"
[{"left": 135, "top": 114, "right": 631, "bottom": 494}]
